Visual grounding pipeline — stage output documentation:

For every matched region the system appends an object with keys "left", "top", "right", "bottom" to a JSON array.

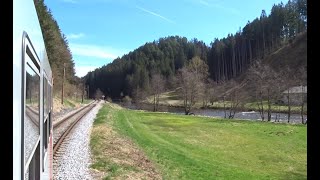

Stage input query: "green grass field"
[{"left": 90, "top": 103, "right": 307, "bottom": 179}]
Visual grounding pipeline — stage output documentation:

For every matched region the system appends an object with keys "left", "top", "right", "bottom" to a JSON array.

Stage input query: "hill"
[
  {"left": 84, "top": 0, "right": 307, "bottom": 99},
  {"left": 143, "top": 31, "right": 307, "bottom": 114},
  {"left": 265, "top": 31, "right": 307, "bottom": 71}
]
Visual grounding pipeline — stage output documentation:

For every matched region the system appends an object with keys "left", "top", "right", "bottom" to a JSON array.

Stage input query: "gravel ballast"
[{"left": 53, "top": 101, "right": 102, "bottom": 179}]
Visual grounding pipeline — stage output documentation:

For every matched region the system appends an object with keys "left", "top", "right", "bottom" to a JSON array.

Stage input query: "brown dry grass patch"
[{"left": 90, "top": 109, "right": 161, "bottom": 180}]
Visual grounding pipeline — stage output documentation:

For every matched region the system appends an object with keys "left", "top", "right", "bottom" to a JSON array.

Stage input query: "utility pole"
[
  {"left": 61, "top": 63, "right": 66, "bottom": 104},
  {"left": 82, "top": 82, "right": 85, "bottom": 103},
  {"left": 87, "top": 85, "right": 89, "bottom": 99}
]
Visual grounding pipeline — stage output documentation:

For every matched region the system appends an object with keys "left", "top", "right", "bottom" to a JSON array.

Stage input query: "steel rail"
[{"left": 53, "top": 101, "right": 98, "bottom": 155}]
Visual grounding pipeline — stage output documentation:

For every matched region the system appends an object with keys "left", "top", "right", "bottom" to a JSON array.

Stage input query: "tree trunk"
[
  {"left": 267, "top": 89, "right": 271, "bottom": 122},
  {"left": 248, "top": 39, "right": 252, "bottom": 64},
  {"left": 223, "top": 96, "right": 226, "bottom": 118},
  {"left": 262, "top": 28, "right": 265, "bottom": 58},
  {"left": 184, "top": 95, "right": 189, "bottom": 115},
  {"left": 301, "top": 102, "right": 304, "bottom": 124},
  {"left": 232, "top": 43, "right": 236, "bottom": 77},
  {"left": 156, "top": 94, "right": 160, "bottom": 112},
  {"left": 228, "top": 96, "right": 233, "bottom": 119},
  {"left": 153, "top": 94, "right": 156, "bottom": 112},
  {"left": 287, "top": 90, "right": 291, "bottom": 123},
  {"left": 271, "top": 33, "right": 274, "bottom": 52},
  {"left": 300, "top": 86, "right": 305, "bottom": 124},
  {"left": 82, "top": 83, "right": 84, "bottom": 103},
  {"left": 258, "top": 91, "right": 264, "bottom": 121}
]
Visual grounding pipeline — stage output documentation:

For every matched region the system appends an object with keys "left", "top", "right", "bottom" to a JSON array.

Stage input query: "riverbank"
[
  {"left": 116, "top": 101, "right": 307, "bottom": 124},
  {"left": 90, "top": 102, "right": 307, "bottom": 179},
  {"left": 137, "top": 100, "right": 307, "bottom": 115}
]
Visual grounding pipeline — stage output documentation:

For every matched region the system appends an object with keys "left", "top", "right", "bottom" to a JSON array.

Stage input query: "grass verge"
[{"left": 90, "top": 102, "right": 162, "bottom": 179}]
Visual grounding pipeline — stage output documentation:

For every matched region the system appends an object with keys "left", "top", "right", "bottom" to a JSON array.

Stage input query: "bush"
[
  {"left": 106, "top": 97, "right": 113, "bottom": 102},
  {"left": 122, "top": 95, "right": 132, "bottom": 103}
]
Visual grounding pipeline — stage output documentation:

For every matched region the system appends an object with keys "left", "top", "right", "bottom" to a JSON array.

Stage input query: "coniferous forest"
[
  {"left": 34, "top": 0, "right": 81, "bottom": 97},
  {"left": 83, "top": 0, "right": 307, "bottom": 100}
]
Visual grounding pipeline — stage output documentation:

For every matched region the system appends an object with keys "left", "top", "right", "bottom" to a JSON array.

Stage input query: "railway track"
[
  {"left": 53, "top": 100, "right": 98, "bottom": 156},
  {"left": 25, "top": 105, "right": 39, "bottom": 127},
  {"left": 53, "top": 100, "right": 102, "bottom": 179}
]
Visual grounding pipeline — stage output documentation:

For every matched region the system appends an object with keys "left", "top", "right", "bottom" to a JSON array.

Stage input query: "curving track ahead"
[{"left": 53, "top": 100, "right": 98, "bottom": 156}]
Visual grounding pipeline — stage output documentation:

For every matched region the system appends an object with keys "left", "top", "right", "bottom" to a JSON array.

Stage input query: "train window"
[
  {"left": 42, "top": 77, "right": 48, "bottom": 171},
  {"left": 44, "top": 120, "right": 48, "bottom": 149},
  {"left": 48, "top": 85, "right": 51, "bottom": 112},
  {"left": 25, "top": 143, "right": 40, "bottom": 180},
  {"left": 49, "top": 84, "right": 52, "bottom": 112},
  {"left": 24, "top": 58, "right": 40, "bottom": 168},
  {"left": 43, "top": 77, "right": 49, "bottom": 116},
  {"left": 48, "top": 112, "right": 51, "bottom": 134},
  {"left": 48, "top": 85, "right": 52, "bottom": 133},
  {"left": 42, "top": 119, "right": 48, "bottom": 172},
  {"left": 47, "top": 114, "right": 50, "bottom": 143},
  {"left": 22, "top": 32, "right": 45, "bottom": 180}
]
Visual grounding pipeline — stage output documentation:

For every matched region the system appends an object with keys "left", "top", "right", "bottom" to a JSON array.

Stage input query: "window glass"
[
  {"left": 48, "top": 84, "right": 51, "bottom": 112},
  {"left": 24, "top": 58, "right": 40, "bottom": 166},
  {"left": 43, "top": 78, "right": 48, "bottom": 116}
]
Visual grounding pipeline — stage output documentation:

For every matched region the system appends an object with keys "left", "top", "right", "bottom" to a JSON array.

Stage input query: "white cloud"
[
  {"left": 194, "top": 0, "right": 240, "bottom": 15},
  {"left": 75, "top": 65, "right": 99, "bottom": 78},
  {"left": 67, "top": 33, "right": 85, "bottom": 39},
  {"left": 211, "top": 4, "right": 239, "bottom": 15},
  {"left": 69, "top": 43, "right": 124, "bottom": 59},
  {"left": 62, "top": 0, "right": 77, "bottom": 3},
  {"left": 136, "top": 6, "right": 175, "bottom": 24},
  {"left": 199, "top": 0, "right": 210, "bottom": 6}
]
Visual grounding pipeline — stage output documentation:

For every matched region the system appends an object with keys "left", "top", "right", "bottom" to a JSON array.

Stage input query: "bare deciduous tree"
[
  {"left": 247, "top": 60, "right": 279, "bottom": 121},
  {"left": 295, "top": 66, "right": 307, "bottom": 124},
  {"left": 208, "top": 87, "right": 215, "bottom": 106},
  {"left": 281, "top": 66, "right": 295, "bottom": 123},
  {"left": 273, "top": 71, "right": 286, "bottom": 122},
  {"left": 177, "top": 56, "right": 208, "bottom": 115},
  {"left": 177, "top": 67, "right": 204, "bottom": 115},
  {"left": 216, "top": 79, "right": 227, "bottom": 118},
  {"left": 150, "top": 73, "right": 166, "bottom": 112},
  {"left": 264, "top": 67, "right": 279, "bottom": 122},
  {"left": 226, "top": 80, "right": 249, "bottom": 119},
  {"left": 132, "top": 86, "right": 148, "bottom": 109},
  {"left": 204, "top": 79, "right": 217, "bottom": 107},
  {"left": 188, "top": 56, "right": 209, "bottom": 80},
  {"left": 122, "top": 95, "right": 132, "bottom": 106}
]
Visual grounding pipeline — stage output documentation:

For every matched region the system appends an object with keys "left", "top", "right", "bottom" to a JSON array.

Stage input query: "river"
[{"left": 116, "top": 102, "right": 307, "bottom": 124}]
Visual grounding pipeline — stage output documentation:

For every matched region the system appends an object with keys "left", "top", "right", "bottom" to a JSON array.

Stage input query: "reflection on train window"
[
  {"left": 43, "top": 77, "right": 48, "bottom": 116},
  {"left": 25, "top": 143, "right": 40, "bottom": 179},
  {"left": 49, "top": 86, "right": 52, "bottom": 112},
  {"left": 24, "top": 61, "right": 40, "bottom": 167},
  {"left": 43, "top": 77, "right": 49, "bottom": 170}
]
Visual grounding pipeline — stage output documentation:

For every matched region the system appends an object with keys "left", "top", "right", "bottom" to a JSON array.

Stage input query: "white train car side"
[{"left": 13, "top": 0, "right": 53, "bottom": 179}]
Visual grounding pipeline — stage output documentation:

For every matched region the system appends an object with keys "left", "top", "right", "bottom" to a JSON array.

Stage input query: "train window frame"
[
  {"left": 43, "top": 75, "right": 49, "bottom": 119},
  {"left": 24, "top": 52, "right": 41, "bottom": 170},
  {"left": 42, "top": 74, "right": 49, "bottom": 171},
  {"left": 47, "top": 83, "right": 52, "bottom": 146},
  {"left": 21, "top": 31, "right": 42, "bottom": 178},
  {"left": 48, "top": 85, "right": 52, "bottom": 133}
]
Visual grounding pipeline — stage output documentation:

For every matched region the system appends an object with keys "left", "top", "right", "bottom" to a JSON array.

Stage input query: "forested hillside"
[
  {"left": 265, "top": 30, "right": 307, "bottom": 71},
  {"left": 85, "top": 37, "right": 209, "bottom": 98},
  {"left": 34, "top": 0, "right": 80, "bottom": 97},
  {"left": 84, "top": 0, "right": 307, "bottom": 100}
]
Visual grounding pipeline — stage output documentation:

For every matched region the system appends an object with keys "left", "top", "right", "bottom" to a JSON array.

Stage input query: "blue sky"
[{"left": 44, "top": 0, "right": 285, "bottom": 77}]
